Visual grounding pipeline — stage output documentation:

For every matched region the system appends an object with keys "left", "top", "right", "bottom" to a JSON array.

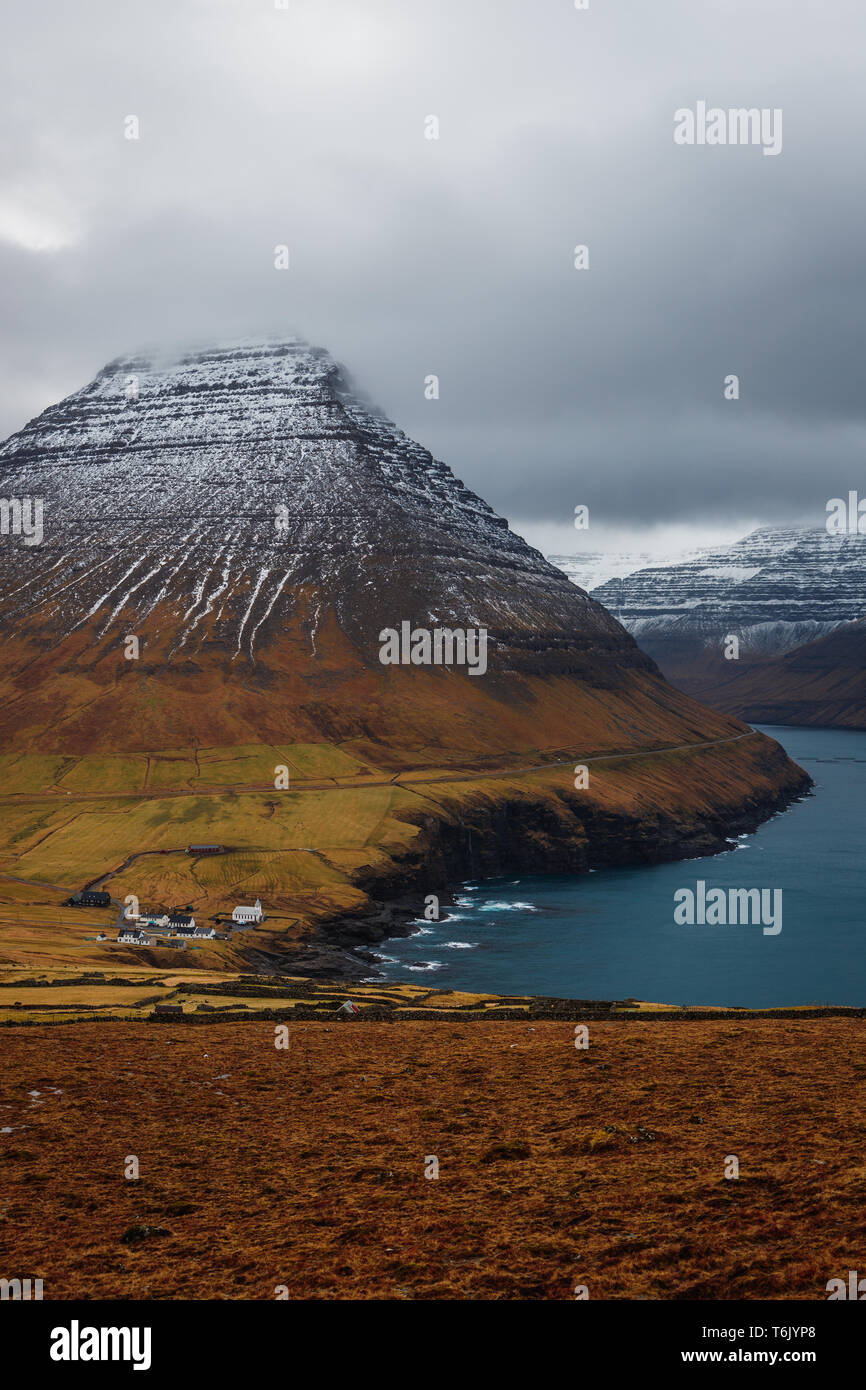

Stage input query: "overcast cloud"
[{"left": 1, "top": 0, "right": 863, "bottom": 555}]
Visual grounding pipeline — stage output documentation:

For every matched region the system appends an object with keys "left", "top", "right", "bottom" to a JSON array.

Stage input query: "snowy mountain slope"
[
  {"left": 547, "top": 548, "right": 709, "bottom": 593},
  {"left": 580, "top": 525, "right": 866, "bottom": 725},
  {"left": 0, "top": 339, "right": 628, "bottom": 667},
  {"left": 588, "top": 527, "right": 866, "bottom": 657},
  {"left": 0, "top": 338, "right": 802, "bottom": 773}
]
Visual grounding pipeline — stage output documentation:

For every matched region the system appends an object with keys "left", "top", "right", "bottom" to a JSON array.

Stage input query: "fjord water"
[{"left": 375, "top": 726, "right": 866, "bottom": 1007}]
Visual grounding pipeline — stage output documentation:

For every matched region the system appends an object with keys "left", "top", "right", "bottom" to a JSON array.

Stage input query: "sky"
[{"left": 1, "top": 0, "right": 864, "bottom": 559}]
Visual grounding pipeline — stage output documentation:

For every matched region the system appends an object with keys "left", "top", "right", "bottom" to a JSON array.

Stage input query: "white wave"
[
  {"left": 405, "top": 961, "right": 443, "bottom": 972},
  {"left": 441, "top": 941, "right": 478, "bottom": 950},
  {"left": 477, "top": 900, "right": 539, "bottom": 913}
]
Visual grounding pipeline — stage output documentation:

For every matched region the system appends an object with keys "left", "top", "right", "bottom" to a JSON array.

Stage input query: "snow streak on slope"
[
  {"left": 588, "top": 526, "right": 866, "bottom": 655},
  {"left": 0, "top": 339, "right": 635, "bottom": 670}
]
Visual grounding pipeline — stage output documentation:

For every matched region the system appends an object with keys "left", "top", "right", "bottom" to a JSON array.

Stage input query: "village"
[
  {"left": 64, "top": 848, "right": 266, "bottom": 947},
  {"left": 114, "top": 893, "right": 264, "bottom": 946}
]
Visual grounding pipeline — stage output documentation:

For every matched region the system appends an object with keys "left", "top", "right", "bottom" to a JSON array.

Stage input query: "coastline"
[{"left": 299, "top": 743, "right": 813, "bottom": 983}]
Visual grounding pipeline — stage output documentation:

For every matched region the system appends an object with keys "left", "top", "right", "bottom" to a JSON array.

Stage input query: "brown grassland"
[{"left": 1, "top": 1017, "right": 863, "bottom": 1300}]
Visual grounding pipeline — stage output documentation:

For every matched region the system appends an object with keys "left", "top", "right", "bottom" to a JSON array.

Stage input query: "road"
[{"left": 0, "top": 730, "right": 759, "bottom": 803}]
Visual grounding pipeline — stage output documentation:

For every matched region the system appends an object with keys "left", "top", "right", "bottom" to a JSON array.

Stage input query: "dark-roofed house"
[
  {"left": 79, "top": 890, "right": 111, "bottom": 908},
  {"left": 117, "top": 926, "right": 154, "bottom": 945},
  {"left": 186, "top": 844, "right": 222, "bottom": 855},
  {"left": 167, "top": 912, "right": 195, "bottom": 930},
  {"left": 138, "top": 912, "right": 170, "bottom": 931}
]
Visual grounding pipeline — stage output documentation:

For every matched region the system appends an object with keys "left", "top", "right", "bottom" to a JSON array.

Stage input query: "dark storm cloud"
[{"left": 1, "top": 0, "right": 864, "bottom": 542}]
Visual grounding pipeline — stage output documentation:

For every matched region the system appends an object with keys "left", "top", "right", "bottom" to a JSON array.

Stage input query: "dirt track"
[{"left": 0, "top": 732, "right": 759, "bottom": 802}]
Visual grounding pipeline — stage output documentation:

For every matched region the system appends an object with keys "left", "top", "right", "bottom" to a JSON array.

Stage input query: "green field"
[{"left": 0, "top": 742, "right": 376, "bottom": 796}]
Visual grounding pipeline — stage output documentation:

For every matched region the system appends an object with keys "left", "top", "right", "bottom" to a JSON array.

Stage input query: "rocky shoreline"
[{"left": 259, "top": 748, "right": 813, "bottom": 981}]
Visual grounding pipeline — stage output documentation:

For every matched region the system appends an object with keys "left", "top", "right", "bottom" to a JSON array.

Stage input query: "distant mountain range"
[
  {"left": 550, "top": 526, "right": 866, "bottom": 728},
  {"left": 694, "top": 616, "right": 866, "bottom": 728},
  {"left": 546, "top": 548, "right": 706, "bottom": 593}
]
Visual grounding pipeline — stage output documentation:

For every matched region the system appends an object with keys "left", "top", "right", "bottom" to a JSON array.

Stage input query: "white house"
[
  {"left": 117, "top": 926, "right": 154, "bottom": 945},
  {"left": 134, "top": 913, "right": 170, "bottom": 934},
  {"left": 167, "top": 912, "right": 195, "bottom": 932},
  {"left": 171, "top": 921, "right": 215, "bottom": 939},
  {"left": 124, "top": 906, "right": 169, "bottom": 928},
  {"left": 232, "top": 899, "right": 263, "bottom": 926}
]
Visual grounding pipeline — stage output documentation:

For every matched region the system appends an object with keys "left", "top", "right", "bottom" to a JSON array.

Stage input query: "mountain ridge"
[
  {"left": 0, "top": 337, "right": 750, "bottom": 762},
  {"left": 554, "top": 524, "right": 866, "bottom": 728}
]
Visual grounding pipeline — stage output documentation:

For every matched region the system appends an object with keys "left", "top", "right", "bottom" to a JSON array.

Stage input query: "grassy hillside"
[{"left": 0, "top": 730, "right": 807, "bottom": 978}]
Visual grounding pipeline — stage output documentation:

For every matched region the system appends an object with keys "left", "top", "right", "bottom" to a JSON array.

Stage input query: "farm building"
[
  {"left": 186, "top": 844, "right": 223, "bottom": 856},
  {"left": 73, "top": 890, "right": 111, "bottom": 908},
  {"left": 232, "top": 899, "right": 263, "bottom": 926}
]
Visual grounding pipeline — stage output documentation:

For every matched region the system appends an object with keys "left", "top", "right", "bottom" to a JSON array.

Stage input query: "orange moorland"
[{"left": 1, "top": 1017, "right": 863, "bottom": 1301}]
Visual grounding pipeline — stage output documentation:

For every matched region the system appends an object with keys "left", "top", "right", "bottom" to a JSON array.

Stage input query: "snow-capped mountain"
[
  {"left": 590, "top": 526, "right": 865, "bottom": 653},
  {"left": 0, "top": 337, "right": 752, "bottom": 760},
  {"left": 582, "top": 525, "right": 866, "bottom": 725},
  {"left": 1, "top": 337, "right": 624, "bottom": 663},
  {"left": 547, "top": 549, "right": 704, "bottom": 593}
]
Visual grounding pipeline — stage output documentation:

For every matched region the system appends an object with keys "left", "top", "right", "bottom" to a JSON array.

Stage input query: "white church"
[{"left": 232, "top": 898, "right": 263, "bottom": 926}]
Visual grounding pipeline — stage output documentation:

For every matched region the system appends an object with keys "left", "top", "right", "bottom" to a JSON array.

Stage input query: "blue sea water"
[{"left": 373, "top": 726, "right": 866, "bottom": 1007}]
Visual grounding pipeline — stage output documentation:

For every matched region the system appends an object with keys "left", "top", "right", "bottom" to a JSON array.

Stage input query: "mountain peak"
[{"left": 0, "top": 341, "right": 672, "bottom": 752}]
